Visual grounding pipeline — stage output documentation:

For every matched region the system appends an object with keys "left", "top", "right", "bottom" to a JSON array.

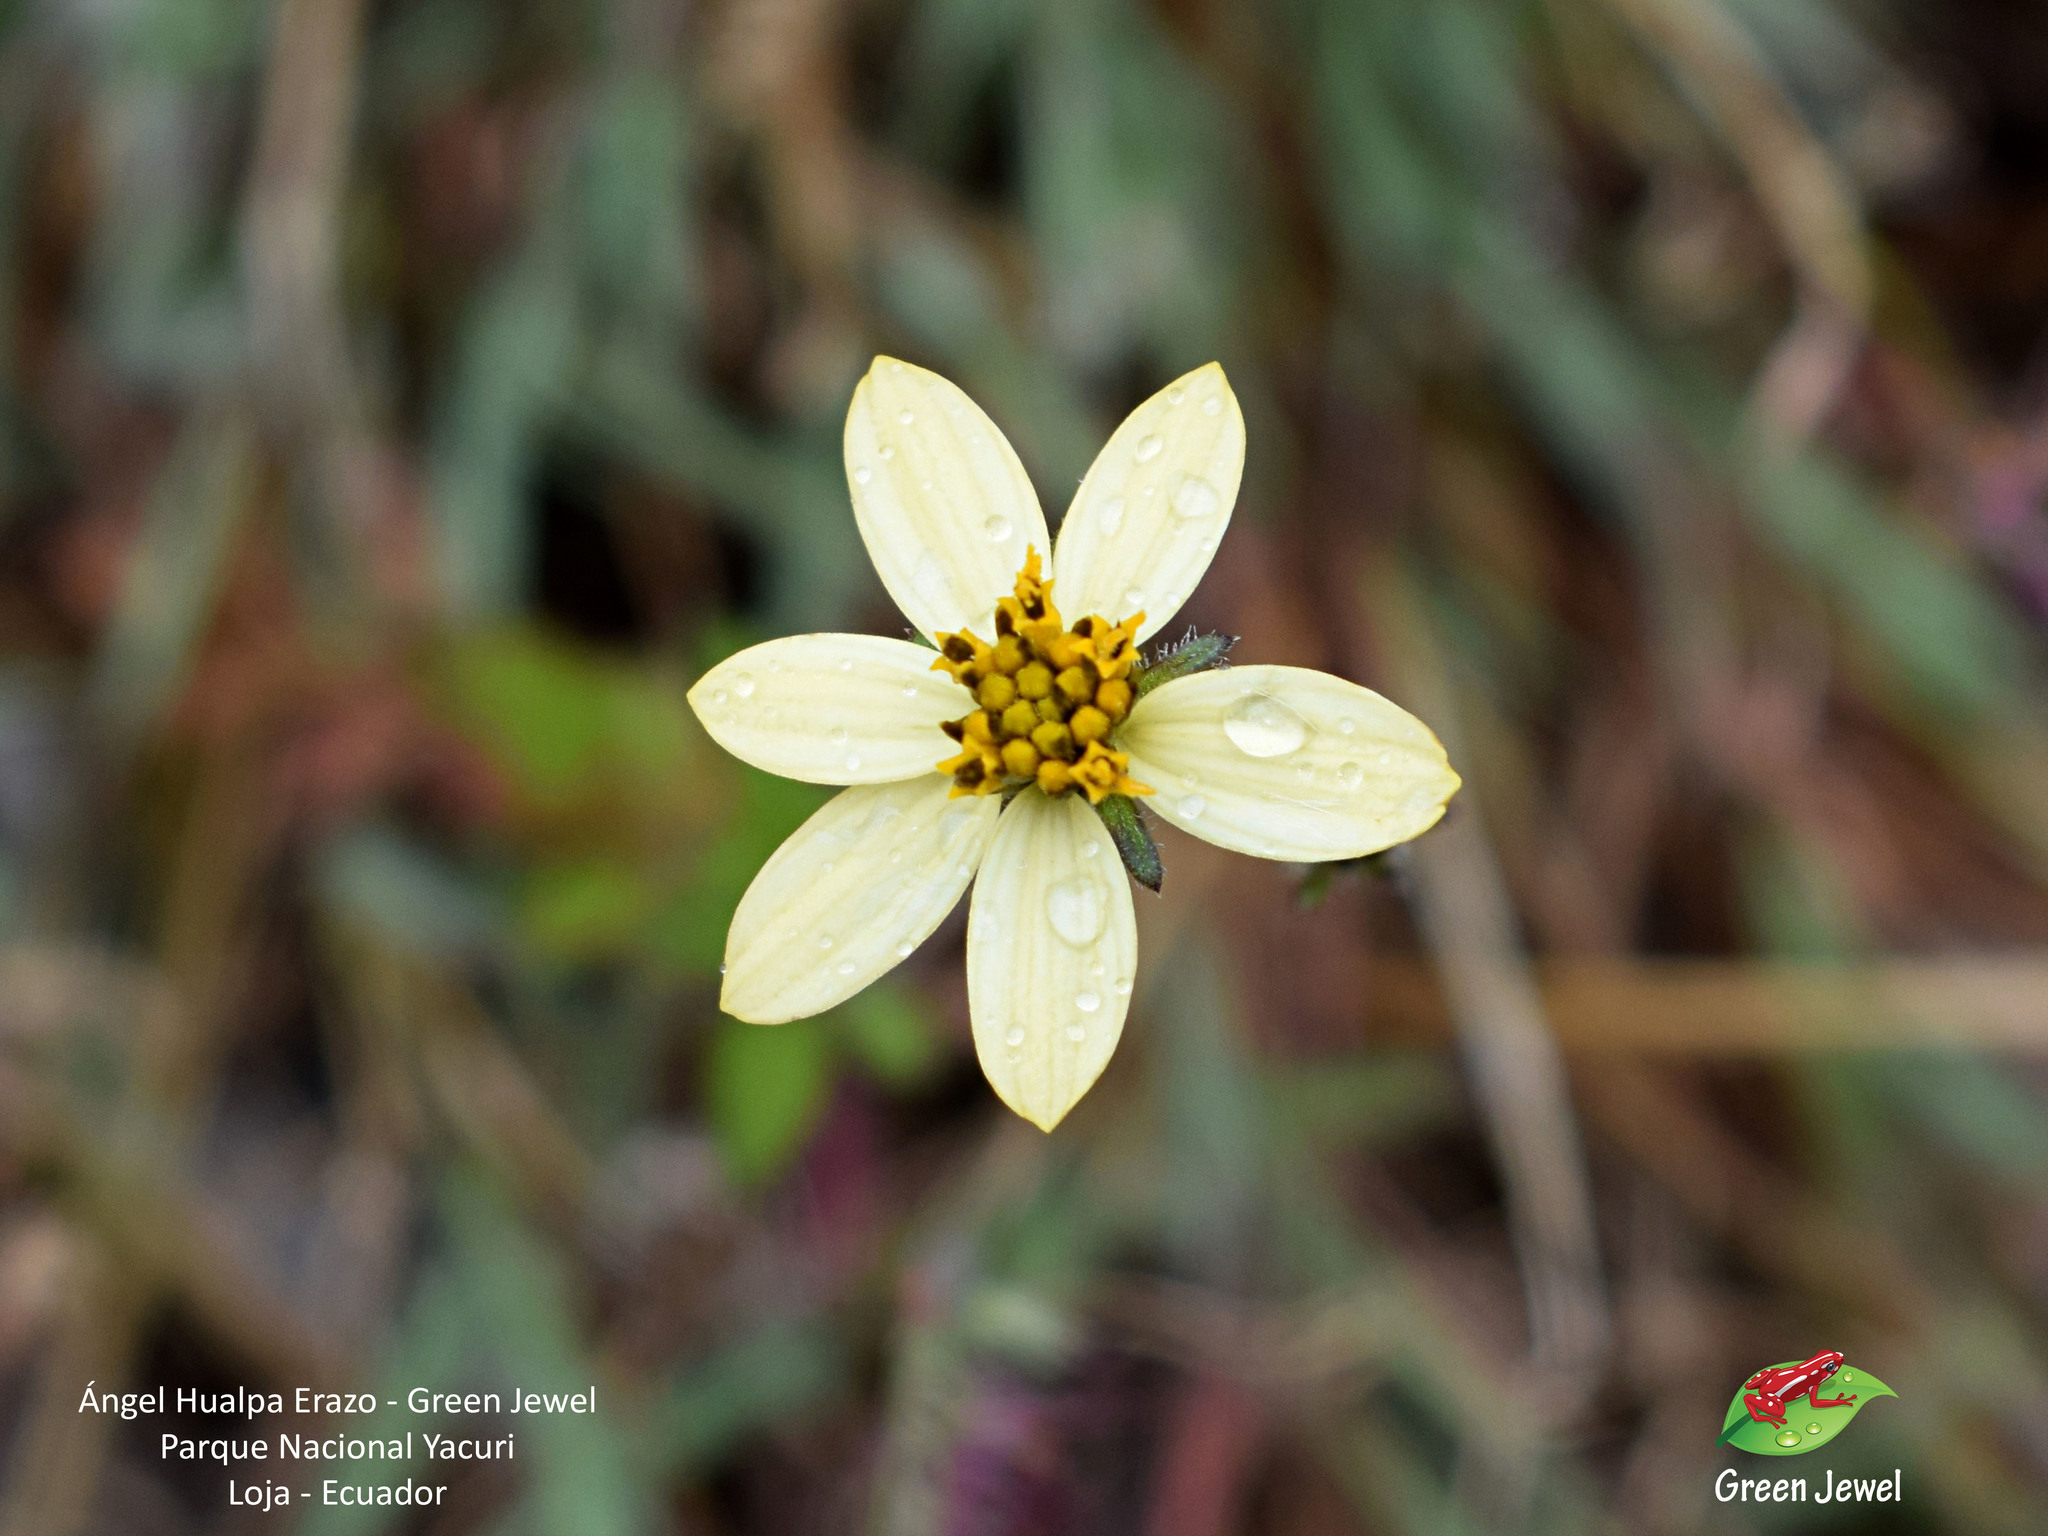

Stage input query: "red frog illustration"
[{"left": 1740, "top": 1351, "right": 1858, "bottom": 1428}]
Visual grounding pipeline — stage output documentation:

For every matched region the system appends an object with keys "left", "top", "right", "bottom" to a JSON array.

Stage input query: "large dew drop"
[
  {"left": 1224, "top": 693, "right": 1309, "bottom": 758},
  {"left": 1170, "top": 475, "right": 1221, "bottom": 519},
  {"left": 1774, "top": 1431, "right": 1801, "bottom": 1448},
  {"left": 984, "top": 514, "right": 1012, "bottom": 543},
  {"left": 1045, "top": 878, "right": 1105, "bottom": 947},
  {"left": 1134, "top": 434, "right": 1164, "bottom": 463}
]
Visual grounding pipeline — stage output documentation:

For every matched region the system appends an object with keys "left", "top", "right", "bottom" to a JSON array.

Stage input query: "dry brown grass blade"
[
  {"left": 1366, "top": 954, "right": 2048, "bottom": 1051},
  {"left": 1598, "top": 0, "right": 1873, "bottom": 446},
  {"left": 1371, "top": 562, "right": 1612, "bottom": 1392},
  {"left": 1576, "top": 1059, "right": 1930, "bottom": 1329}
]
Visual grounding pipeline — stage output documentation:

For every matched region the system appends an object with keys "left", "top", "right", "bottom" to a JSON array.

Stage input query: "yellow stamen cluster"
[{"left": 933, "top": 549, "right": 1154, "bottom": 804}]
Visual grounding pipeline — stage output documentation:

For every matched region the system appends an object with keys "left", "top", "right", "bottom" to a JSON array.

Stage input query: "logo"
[{"left": 1716, "top": 1351, "right": 1896, "bottom": 1455}]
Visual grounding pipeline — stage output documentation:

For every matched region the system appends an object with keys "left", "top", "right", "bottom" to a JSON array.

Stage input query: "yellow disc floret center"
[{"left": 932, "top": 548, "right": 1154, "bottom": 803}]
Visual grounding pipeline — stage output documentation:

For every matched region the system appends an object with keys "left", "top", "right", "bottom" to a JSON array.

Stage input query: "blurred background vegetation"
[{"left": 1, "top": 0, "right": 2047, "bottom": 1530}]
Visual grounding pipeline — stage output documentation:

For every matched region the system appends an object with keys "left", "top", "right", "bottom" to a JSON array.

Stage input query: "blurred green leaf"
[
  {"left": 838, "top": 983, "right": 940, "bottom": 1088},
  {"left": 642, "top": 1322, "right": 843, "bottom": 1476},
  {"left": 520, "top": 857, "right": 652, "bottom": 959},
  {"left": 707, "top": 1016, "right": 835, "bottom": 1184},
  {"left": 650, "top": 766, "right": 828, "bottom": 972}
]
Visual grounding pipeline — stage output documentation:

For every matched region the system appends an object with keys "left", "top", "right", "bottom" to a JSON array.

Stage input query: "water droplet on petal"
[
  {"left": 1179, "top": 772, "right": 1198, "bottom": 790},
  {"left": 845, "top": 753, "right": 862, "bottom": 772},
  {"left": 837, "top": 960, "right": 855, "bottom": 976},
  {"left": 853, "top": 466, "right": 872, "bottom": 485},
  {"left": 1337, "top": 761, "right": 1364, "bottom": 790},
  {"left": 1101, "top": 497, "right": 1126, "bottom": 536},
  {"left": 1202, "top": 396, "right": 1222, "bottom": 416},
  {"left": 898, "top": 410, "right": 915, "bottom": 425},
  {"left": 1177, "top": 794, "right": 1206, "bottom": 819},
  {"left": 1224, "top": 693, "right": 1309, "bottom": 757},
  {"left": 1171, "top": 476, "right": 1221, "bottom": 519},
  {"left": 1005, "top": 1026, "right": 1025, "bottom": 1047},
  {"left": 1065, "top": 1024, "right": 1088, "bottom": 1042},
  {"left": 839, "top": 658, "right": 853, "bottom": 672},
  {"left": 1045, "top": 879, "right": 1106, "bottom": 947},
  {"left": 911, "top": 552, "right": 952, "bottom": 619},
  {"left": 1081, "top": 841, "right": 1099, "bottom": 859},
  {"left": 1076, "top": 991, "right": 1100, "bottom": 1013},
  {"left": 902, "top": 681, "right": 919, "bottom": 697},
  {"left": 896, "top": 940, "right": 915, "bottom": 958},
  {"left": 822, "top": 861, "right": 835, "bottom": 875},
  {"left": 830, "top": 727, "right": 849, "bottom": 746},
  {"left": 1134, "top": 434, "right": 1164, "bottom": 463},
  {"left": 1113, "top": 977, "right": 1132, "bottom": 995},
  {"left": 818, "top": 934, "right": 834, "bottom": 950},
  {"left": 879, "top": 444, "right": 895, "bottom": 459},
  {"left": 1167, "top": 385, "right": 1185, "bottom": 405},
  {"left": 717, "top": 963, "right": 727, "bottom": 975},
  {"left": 921, "top": 479, "right": 933, "bottom": 491},
  {"left": 1123, "top": 587, "right": 1145, "bottom": 610},
  {"left": 1337, "top": 717, "right": 1356, "bottom": 735},
  {"left": 734, "top": 673, "right": 755, "bottom": 698},
  {"left": 984, "top": 514, "right": 1012, "bottom": 542},
  {"left": 712, "top": 689, "right": 728, "bottom": 705}
]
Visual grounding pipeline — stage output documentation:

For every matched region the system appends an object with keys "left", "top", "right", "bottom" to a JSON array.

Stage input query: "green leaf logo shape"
[{"left": 1717, "top": 1364, "right": 1898, "bottom": 1455}]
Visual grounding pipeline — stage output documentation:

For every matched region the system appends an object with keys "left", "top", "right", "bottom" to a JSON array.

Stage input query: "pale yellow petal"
[
  {"left": 687, "top": 634, "right": 969, "bottom": 785},
  {"left": 1051, "top": 362, "right": 1244, "bottom": 643},
  {"left": 1119, "top": 665, "right": 1459, "bottom": 862},
  {"left": 722, "top": 776, "right": 1001, "bottom": 1024},
  {"left": 844, "top": 357, "right": 1051, "bottom": 639},
  {"left": 966, "top": 790, "right": 1137, "bottom": 1131}
]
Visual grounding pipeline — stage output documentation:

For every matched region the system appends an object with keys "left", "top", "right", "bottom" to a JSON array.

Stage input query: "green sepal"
[
  {"left": 1294, "top": 850, "right": 1397, "bottom": 910},
  {"left": 1131, "top": 630, "right": 1236, "bottom": 698},
  {"left": 1096, "top": 794, "right": 1163, "bottom": 893}
]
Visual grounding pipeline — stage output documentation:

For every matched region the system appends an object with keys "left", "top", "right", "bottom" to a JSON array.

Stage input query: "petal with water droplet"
[
  {"left": 688, "top": 634, "right": 968, "bottom": 785},
  {"left": 846, "top": 358, "right": 1051, "bottom": 639},
  {"left": 967, "top": 791, "right": 1136, "bottom": 1130},
  {"left": 1052, "top": 363, "right": 1244, "bottom": 642},
  {"left": 722, "top": 777, "right": 1000, "bottom": 1023},
  {"left": 1120, "top": 665, "right": 1460, "bottom": 861}
]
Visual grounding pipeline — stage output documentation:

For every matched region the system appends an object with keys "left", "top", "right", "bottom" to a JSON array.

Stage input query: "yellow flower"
[{"left": 688, "top": 358, "right": 1460, "bottom": 1130}]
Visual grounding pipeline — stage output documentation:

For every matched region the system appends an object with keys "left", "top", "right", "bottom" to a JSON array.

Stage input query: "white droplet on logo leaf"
[
  {"left": 1171, "top": 476, "right": 1220, "bottom": 519},
  {"left": 1134, "top": 434, "right": 1164, "bottom": 463},
  {"left": 1224, "top": 693, "right": 1308, "bottom": 757},
  {"left": 1045, "top": 879, "right": 1105, "bottom": 947}
]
